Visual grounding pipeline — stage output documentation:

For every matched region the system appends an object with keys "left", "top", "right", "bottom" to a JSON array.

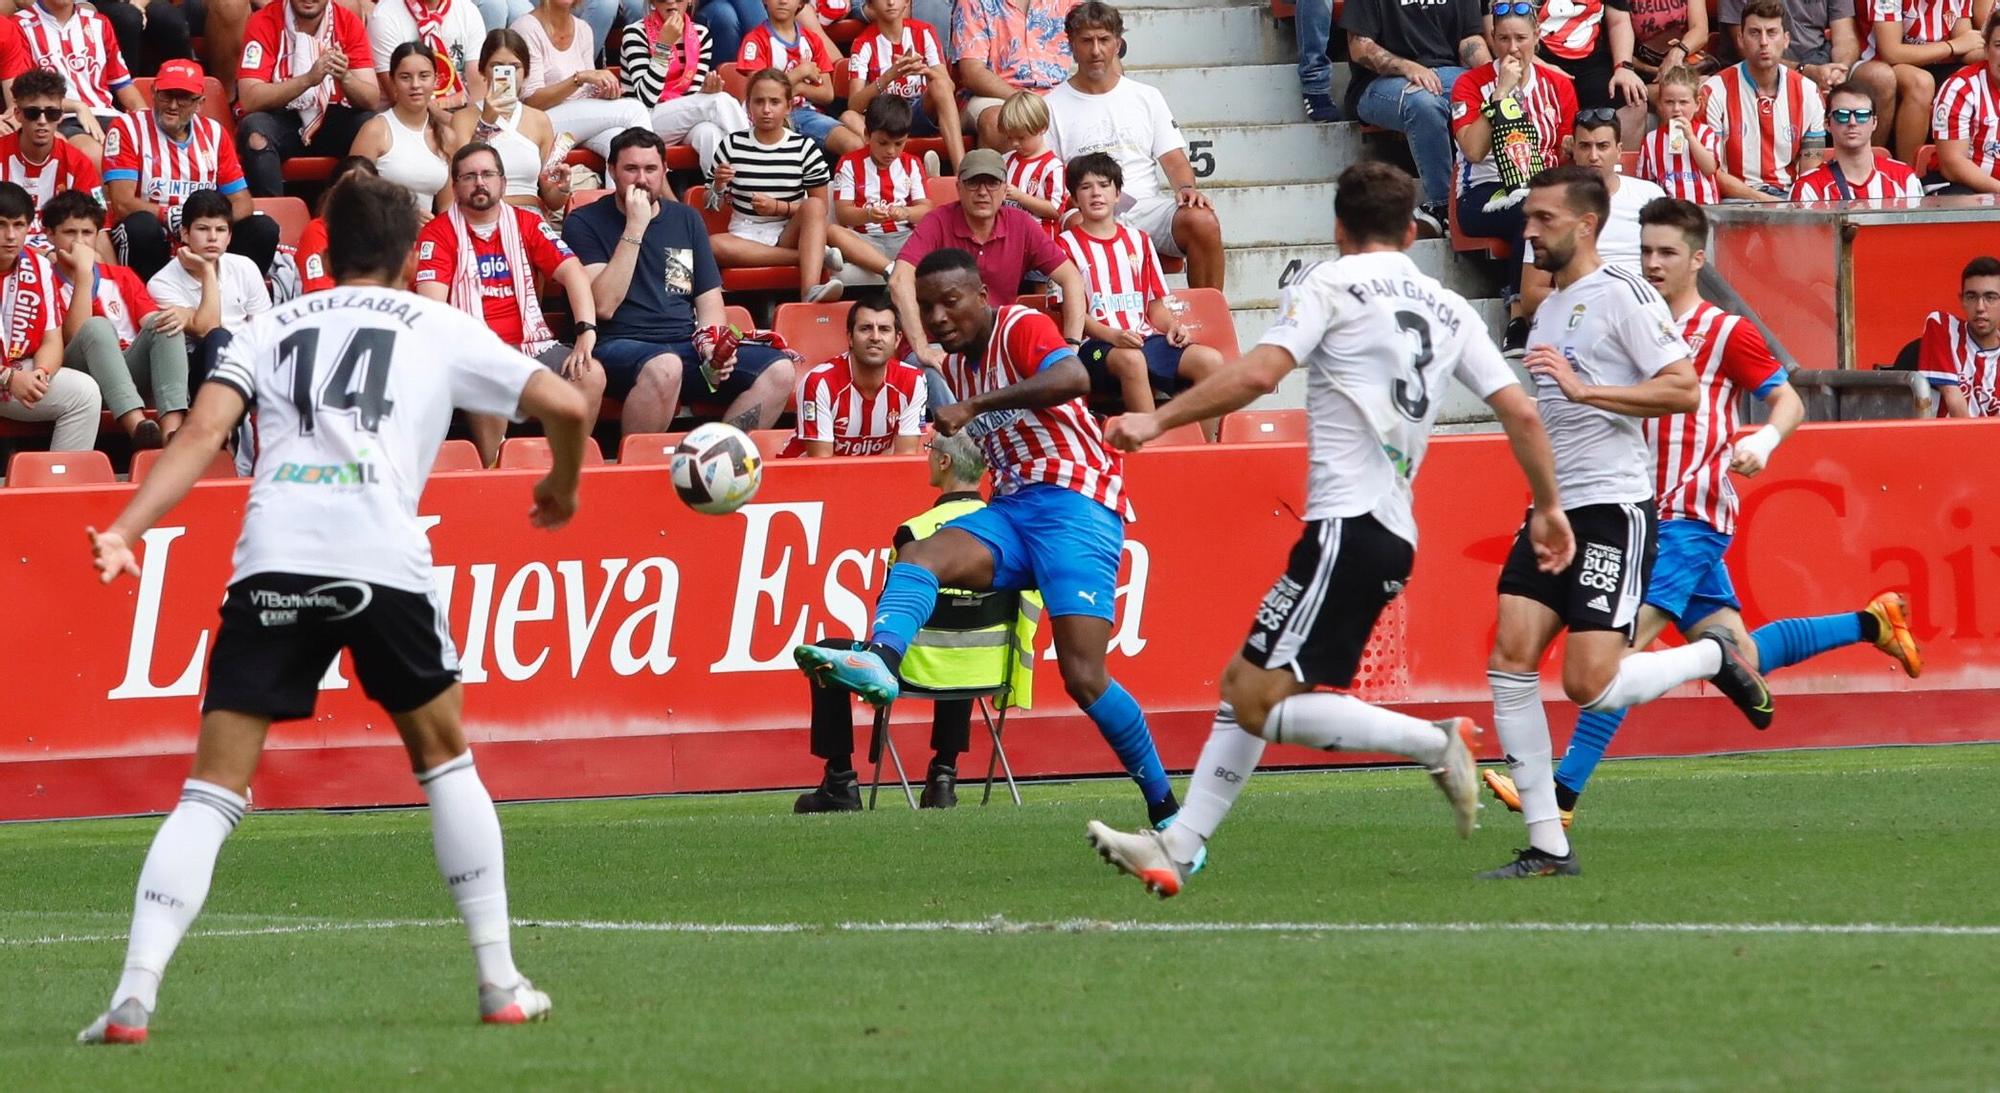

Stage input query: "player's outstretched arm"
[
  {"left": 87, "top": 381, "right": 248, "bottom": 584},
  {"left": 1731, "top": 379, "right": 1804, "bottom": 476},
  {"left": 946, "top": 355, "right": 1091, "bottom": 426},
  {"left": 1105, "top": 344, "right": 1296, "bottom": 451},
  {"left": 1526, "top": 348, "right": 1699, "bottom": 417},
  {"left": 517, "top": 370, "right": 590, "bottom": 530},
  {"left": 1487, "top": 384, "right": 1573, "bottom": 573}
]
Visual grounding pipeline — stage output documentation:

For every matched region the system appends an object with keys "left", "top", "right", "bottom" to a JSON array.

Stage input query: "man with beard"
[{"left": 414, "top": 141, "right": 604, "bottom": 466}]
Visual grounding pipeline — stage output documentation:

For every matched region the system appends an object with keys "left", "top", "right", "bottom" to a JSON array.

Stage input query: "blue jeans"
[
  {"left": 1293, "top": 0, "right": 1331, "bottom": 97},
  {"left": 691, "top": 0, "right": 768, "bottom": 65},
  {"left": 790, "top": 105, "right": 843, "bottom": 150},
  {"left": 577, "top": 0, "right": 646, "bottom": 57},
  {"left": 472, "top": 0, "right": 533, "bottom": 33},
  {"left": 1356, "top": 67, "right": 1466, "bottom": 208}
]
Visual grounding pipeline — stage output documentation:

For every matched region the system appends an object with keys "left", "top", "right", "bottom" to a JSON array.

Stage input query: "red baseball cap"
[{"left": 154, "top": 59, "right": 205, "bottom": 95}]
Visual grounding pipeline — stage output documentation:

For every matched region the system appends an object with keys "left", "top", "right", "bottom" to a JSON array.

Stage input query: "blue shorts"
[
  {"left": 945, "top": 483, "right": 1124, "bottom": 622},
  {"left": 595, "top": 337, "right": 789, "bottom": 403},
  {"left": 789, "top": 106, "right": 844, "bottom": 150},
  {"left": 1644, "top": 518, "right": 1740, "bottom": 633},
  {"left": 1081, "top": 334, "right": 1190, "bottom": 397}
]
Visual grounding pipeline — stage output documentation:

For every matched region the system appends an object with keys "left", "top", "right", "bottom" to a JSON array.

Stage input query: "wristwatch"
[
  {"left": 1616, "top": 59, "right": 1637, "bottom": 71},
  {"left": 574, "top": 321, "right": 597, "bottom": 335},
  {"left": 1064, "top": 337, "right": 1083, "bottom": 346}
]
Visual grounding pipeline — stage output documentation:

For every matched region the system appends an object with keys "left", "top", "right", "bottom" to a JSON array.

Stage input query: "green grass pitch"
[{"left": 5, "top": 744, "right": 1998, "bottom": 1090}]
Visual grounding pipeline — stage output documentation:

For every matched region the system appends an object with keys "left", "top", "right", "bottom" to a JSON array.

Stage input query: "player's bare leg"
[
  {"left": 393, "top": 684, "right": 551, "bottom": 1025},
  {"left": 794, "top": 527, "right": 996, "bottom": 705},
  {"left": 79, "top": 711, "right": 270, "bottom": 1044}
]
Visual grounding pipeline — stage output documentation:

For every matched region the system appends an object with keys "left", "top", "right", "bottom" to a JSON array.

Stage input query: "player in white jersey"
[
  {"left": 76, "top": 171, "right": 591, "bottom": 1045},
  {"left": 1081, "top": 163, "right": 1575, "bottom": 899},
  {"left": 1480, "top": 166, "right": 1771, "bottom": 881}
]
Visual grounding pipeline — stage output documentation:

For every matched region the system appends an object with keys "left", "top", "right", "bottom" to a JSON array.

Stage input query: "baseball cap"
[
  {"left": 155, "top": 59, "right": 206, "bottom": 95},
  {"left": 957, "top": 149, "right": 1005, "bottom": 183}
]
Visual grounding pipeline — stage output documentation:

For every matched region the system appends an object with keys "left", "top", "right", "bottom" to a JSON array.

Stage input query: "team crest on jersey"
[
  {"left": 1686, "top": 332, "right": 1705, "bottom": 355},
  {"left": 1452, "top": 101, "right": 1468, "bottom": 120},
  {"left": 1567, "top": 303, "right": 1586, "bottom": 331},
  {"left": 103, "top": 127, "right": 120, "bottom": 158},
  {"left": 419, "top": 241, "right": 435, "bottom": 261},
  {"left": 242, "top": 41, "right": 264, "bottom": 69}
]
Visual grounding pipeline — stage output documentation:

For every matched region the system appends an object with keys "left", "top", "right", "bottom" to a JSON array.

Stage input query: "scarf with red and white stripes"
[
  {"left": 277, "top": 2, "right": 341, "bottom": 142},
  {"left": 447, "top": 204, "right": 554, "bottom": 356}
]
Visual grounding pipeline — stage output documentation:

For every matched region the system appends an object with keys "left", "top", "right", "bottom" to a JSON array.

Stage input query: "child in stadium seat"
[
  {"left": 998, "top": 90, "right": 1064, "bottom": 238},
  {"left": 710, "top": 67, "right": 893, "bottom": 302},
  {"left": 1059, "top": 152, "right": 1223, "bottom": 436},
  {"left": 837, "top": 0, "right": 965, "bottom": 171},
  {"left": 832, "top": 96, "right": 933, "bottom": 269},
  {"left": 144, "top": 188, "right": 271, "bottom": 390},
  {"left": 1637, "top": 66, "right": 1721, "bottom": 203},
  {"left": 737, "top": 0, "right": 862, "bottom": 156}
]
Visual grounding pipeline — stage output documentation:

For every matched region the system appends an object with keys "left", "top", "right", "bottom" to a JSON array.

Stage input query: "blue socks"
[
  {"left": 866, "top": 563, "right": 940, "bottom": 656},
  {"left": 1556, "top": 612, "right": 1870, "bottom": 801},
  {"left": 1750, "top": 612, "right": 1864, "bottom": 675},
  {"left": 1082, "top": 680, "right": 1171, "bottom": 806}
]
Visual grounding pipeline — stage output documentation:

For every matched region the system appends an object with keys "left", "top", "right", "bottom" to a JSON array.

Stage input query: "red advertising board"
[{"left": 3, "top": 421, "right": 1995, "bottom": 820}]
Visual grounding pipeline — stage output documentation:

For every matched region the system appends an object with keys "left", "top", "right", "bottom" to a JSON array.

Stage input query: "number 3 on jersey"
[
  {"left": 1390, "top": 310, "right": 1437, "bottom": 420},
  {"left": 281, "top": 328, "right": 399, "bottom": 435}
]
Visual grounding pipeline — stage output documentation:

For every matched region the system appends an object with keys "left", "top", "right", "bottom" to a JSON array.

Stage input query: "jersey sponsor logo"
[
  {"left": 246, "top": 580, "right": 373, "bottom": 622},
  {"left": 1579, "top": 541, "right": 1622, "bottom": 593},
  {"left": 272, "top": 460, "right": 383, "bottom": 486},
  {"left": 103, "top": 127, "right": 119, "bottom": 158},
  {"left": 242, "top": 40, "right": 264, "bottom": 68},
  {"left": 802, "top": 399, "right": 819, "bottom": 423},
  {"left": 477, "top": 251, "right": 513, "bottom": 287},
  {"left": 305, "top": 254, "right": 324, "bottom": 278},
  {"left": 1452, "top": 101, "right": 1468, "bottom": 120}
]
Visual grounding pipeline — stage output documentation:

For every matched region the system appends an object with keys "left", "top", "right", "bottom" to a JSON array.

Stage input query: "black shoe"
[
  {"left": 1702, "top": 627, "right": 1774, "bottom": 730},
  {"left": 919, "top": 762, "right": 958, "bottom": 809},
  {"left": 131, "top": 418, "right": 163, "bottom": 450},
  {"left": 1477, "top": 846, "right": 1581, "bottom": 880},
  {"left": 1415, "top": 203, "right": 1445, "bottom": 240},
  {"left": 1502, "top": 316, "right": 1529, "bottom": 361},
  {"left": 794, "top": 769, "right": 861, "bottom": 813},
  {"left": 1303, "top": 92, "right": 1341, "bottom": 123}
]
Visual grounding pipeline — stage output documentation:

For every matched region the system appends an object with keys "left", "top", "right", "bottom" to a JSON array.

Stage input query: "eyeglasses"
[
  {"left": 455, "top": 169, "right": 503, "bottom": 183},
  {"left": 17, "top": 106, "right": 60, "bottom": 122},
  {"left": 1963, "top": 290, "right": 2000, "bottom": 306},
  {"left": 1492, "top": 2, "right": 1537, "bottom": 17},
  {"left": 1828, "top": 107, "right": 1875, "bottom": 124},
  {"left": 1577, "top": 107, "right": 1618, "bottom": 125}
]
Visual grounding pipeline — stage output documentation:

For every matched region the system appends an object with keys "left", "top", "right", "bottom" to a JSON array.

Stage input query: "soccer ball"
[{"left": 671, "top": 423, "right": 763, "bottom": 515}]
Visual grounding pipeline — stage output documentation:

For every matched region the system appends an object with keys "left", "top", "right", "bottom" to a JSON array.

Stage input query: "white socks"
[
  {"left": 418, "top": 752, "right": 521, "bottom": 990},
  {"left": 1583, "top": 639, "right": 1722, "bottom": 712},
  {"left": 113, "top": 779, "right": 245, "bottom": 1011},
  {"left": 1488, "top": 670, "right": 1569, "bottom": 857},
  {"left": 1266, "top": 692, "right": 1449, "bottom": 767},
  {"left": 1160, "top": 704, "right": 1265, "bottom": 864}
]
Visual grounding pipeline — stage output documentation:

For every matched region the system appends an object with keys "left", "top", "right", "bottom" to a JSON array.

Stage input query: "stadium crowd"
[{"left": 0, "top": 0, "right": 1998, "bottom": 454}]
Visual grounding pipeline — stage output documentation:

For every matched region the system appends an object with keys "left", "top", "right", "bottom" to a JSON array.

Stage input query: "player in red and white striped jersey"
[
  {"left": 831, "top": 96, "right": 933, "bottom": 265},
  {"left": 1922, "top": 256, "right": 2000, "bottom": 416},
  {"left": 1929, "top": 17, "right": 2000, "bottom": 194},
  {"left": 785, "top": 295, "right": 926, "bottom": 456},
  {"left": 1637, "top": 67, "right": 1721, "bottom": 202},
  {"left": 837, "top": 0, "right": 964, "bottom": 169},
  {"left": 0, "top": 69, "right": 102, "bottom": 249},
  {"left": 102, "top": 60, "right": 275, "bottom": 282},
  {"left": 14, "top": 0, "right": 143, "bottom": 159},
  {"left": 1789, "top": 82, "right": 1925, "bottom": 201},
  {"left": 1701, "top": 3, "right": 1827, "bottom": 199},
  {"left": 1855, "top": 0, "right": 1982, "bottom": 159}
]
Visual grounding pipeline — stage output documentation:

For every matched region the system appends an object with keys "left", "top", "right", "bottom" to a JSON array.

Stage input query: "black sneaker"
[
  {"left": 794, "top": 769, "right": 861, "bottom": 813},
  {"left": 1477, "top": 846, "right": 1581, "bottom": 880},
  {"left": 1414, "top": 203, "right": 1445, "bottom": 240},
  {"left": 1303, "top": 92, "right": 1341, "bottom": 123},
  {"left": 919, "top": 762, "right": 958, "bottom": 809},
  {"left": 1502, "top": 316, "right": 1529, "bottom": 361},
  {"left": 1702, "top": 627, "right": 1775, "bottom": 730}
]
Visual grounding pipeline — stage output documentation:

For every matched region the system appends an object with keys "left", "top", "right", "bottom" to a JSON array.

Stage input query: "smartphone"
[{"left": 491, "top": 63, "right": 519, "bottom": 102}]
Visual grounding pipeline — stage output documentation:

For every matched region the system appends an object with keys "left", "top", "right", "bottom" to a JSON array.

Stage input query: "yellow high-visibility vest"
[{"left": 894, "top": 496, "right": 1041, "bottom": 709}]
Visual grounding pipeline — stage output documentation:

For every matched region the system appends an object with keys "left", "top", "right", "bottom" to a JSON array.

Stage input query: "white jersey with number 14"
[
  {"left": 1257, "top": 250, "right": 1519, "bottom": 547},
  {"left": 207, "top": 286, "right": 542, "bottom": 593}
]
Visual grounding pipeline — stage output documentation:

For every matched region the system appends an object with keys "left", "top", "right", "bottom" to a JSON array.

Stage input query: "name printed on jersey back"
[
  {"left": 275, "top": 291, "right": 426, "bottom": 330},
  {"left": 1339, "top": 276, "right": 1464, "bottom": 341}
]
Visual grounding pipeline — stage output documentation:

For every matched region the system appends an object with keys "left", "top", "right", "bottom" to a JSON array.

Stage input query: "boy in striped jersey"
[
  {"left": 1636, "top": 66, "right": 1720, "bottom": 202},
  {"left": 1925, "top": 255, "right": 2000, "bottom": 416},
  {"left": 737, "top": 0, "right": 862, "bottom": 156},
  {"left": 14, "top": 0, "right": 145, "bottom": 165},
  {"left": 1701, "top": 0, "right": 1827, "bottom": 200},
  {"left": 831, "top": 95, "right": 933, "bottom": 267},
  {"left": 0, "top": 69, "right": 103, "bottom": 250},
  {"left": 711, "top": 67, "right": 893, "bottom": 301},
  {"left": 998, "top": 91, "right": 1064, "bottom": 238},
  {"left": 1484, "top": 197, "right": 1921, "bottom": 828},
  {"left": 1929, "top": 13, "right": 2000, "bottom": 195},
  {"left": 837, "top": 0, "right": 964, "bottom": 171},
  {"left": 1059, "top": 153, "right": 1222, "bottom": 431}
]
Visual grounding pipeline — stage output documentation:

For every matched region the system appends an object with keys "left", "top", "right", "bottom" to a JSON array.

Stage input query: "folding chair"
[{"left": 866, "top": 589, "right": 1031, "bottom": 810}]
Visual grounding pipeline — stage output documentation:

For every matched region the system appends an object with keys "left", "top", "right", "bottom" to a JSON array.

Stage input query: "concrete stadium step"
[
  {"left": 1200, "top": 182, "right": 1339, "bottom": 246},
  {"left": 1172, "top": 240, "right": 1504, "bottom": 310},
  {"left": 1123, "top": 5, "right": 1291, "bottom": 67},
  {"left": 1182, "top": 122, "right": 1360, "bottom": 186},
  {"left": 1132, "top": 63, "right": 1357, "bottom": 127}
]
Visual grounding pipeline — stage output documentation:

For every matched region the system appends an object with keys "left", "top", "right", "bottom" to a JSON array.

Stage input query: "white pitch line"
[{"left": 6, "top": 916, "right": 2000, "bottom": 947}]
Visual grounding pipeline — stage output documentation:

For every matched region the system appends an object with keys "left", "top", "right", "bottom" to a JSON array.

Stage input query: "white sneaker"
[
  {"left": 479, "top": 977, "right": 552, "bottom": 1025},
  {"left": 923, "top": 149, "right": 942, "bottom": 178},
  {"left": 805, "top": 279, "right": 844, "bottom": 303},
  {"left": 77, "top": 997, "right": 149, "bottom": 1045},
  {"left": 1427, "top": 717, "right": 1483, "bottom": 839},
  {"left": 823, "top": 245, "right": 845, "bottom": 273},
  {"left": 1085, "top": 820, "right": 1189, "bottom": 898}
]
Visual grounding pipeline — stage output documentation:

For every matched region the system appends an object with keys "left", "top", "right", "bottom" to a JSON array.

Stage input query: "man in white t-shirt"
[
  {"left": 1042, "top": 2, "right": 1224, "bottom": 290},
  {"left": 367, "top": 0, "right": 487, "bottom": 107},
  {"left": 79, "top": 169, "right": 589, "bottom": 1046},
  {"left": 144, "top": 188, "right": 272, "bottom": 388},
  {"left": 1517, "top": 110, "right": 1666, "bottom": 341}
]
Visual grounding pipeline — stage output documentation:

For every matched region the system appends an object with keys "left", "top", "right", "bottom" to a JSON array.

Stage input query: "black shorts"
[
  {"left": 1544, "top": 43, "right": 1616, "bottom": 111},
  {"left": 1240, "top": 514, "right": 1414, "bottom": 687},
  {"left": 1082, "top": 334, "right": 1193, "bottom": 398},
  {"left": 201, "top": 572, "right": 460, "bottom": 722},
  {"left": 1497, "top": 501, "right": 1658, "bottom": 638}
]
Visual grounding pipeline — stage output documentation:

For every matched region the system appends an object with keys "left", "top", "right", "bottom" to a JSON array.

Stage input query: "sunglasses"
[
  {"left": 1576, "top": 107, "right": 1618, "bottom": 125},
  {"left": 1492, "top": 1, "right": 1537, "bottom": 16},
  {"left": 1828, "top": 107, "right": 1875, "bottom": 124},
  {"left": 18, "top": 106, "right": 60, "bottom": 122}
]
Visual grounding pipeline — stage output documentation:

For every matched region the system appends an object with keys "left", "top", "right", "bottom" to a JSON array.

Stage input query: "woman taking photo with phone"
[{"left": 451, "top": 28, "right": 571, "bottom": 218}]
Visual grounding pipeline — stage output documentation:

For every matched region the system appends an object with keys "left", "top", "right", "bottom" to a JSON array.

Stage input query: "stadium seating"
[
  {"left": 774, "top": 301, "right": 854, "bottom": 367},
  {"left": 129, "top": 448, "right": 237, "bottom": 484},
  {"left": 618, "top": 432, "right": 688, "bottom": 464},
  {"left": 1219, "top": 408, "right": 1306, "bottom": 444},
  {"left": 432, "top": 439, "right": 484, "bottom": 472},
  {"left": 6, "top": 449, "right": 114, "bottom": 487},
  {"left": 567, "top": 188, "right": 610, "bottom": 215},
  {"left": 497, "top": 436, "right": 607, "bottom": 468},
  {"left": 1173, "top": 287, "right": 1241, "bottom": 359},
  {"left": 682, "top": 186, "right": 801, "bottom": 292},
  {"left": 749, "top": 428, "right": 792, "bottom": 459},
  {"left": 1151, "top": 422, "right": 1212, "bottom": 446},
  {"left": 1915, "top": 144, "right": 1938, "bottom": 177},
  {"left": 925, "top": 175, "right": 958, "bottom": 207},
  {"left": 254, "top": 196, "right": 310, "bottom": 248},
  {"left": 283, "top": 158, "right": 337, "bottom": 185},
  {"left": 1449, "top": 174, "right": 1513, "bottom": 261}
]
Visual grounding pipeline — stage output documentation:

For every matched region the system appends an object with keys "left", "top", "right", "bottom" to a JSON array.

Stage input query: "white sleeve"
[
  {"left": 234, "top": 257, "right": 272, "bottom": 318},
  {"left": 146, "top": 267, "right": 197, "bottom": 309},
  {"left": 1256, "top": 277, "right": 1340, "bottom": 365},
  {"left": 898, "top": 373, "right": 927, "bottom": 436},
  {"left": 366, "top": 7, "right": 401, "bottom": 70},
  {"left": 1452, "top": 317, "right": 1520, "bottom": 402},
  {"left": 1610, "top": 293, "right": 1691, "bottom": 379},
  {"left": 1145, "top": 86, "right": 1185, "bottom": 159},
  {"left": 444, "top": 311, "right": 541, "bottom": 420}
]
